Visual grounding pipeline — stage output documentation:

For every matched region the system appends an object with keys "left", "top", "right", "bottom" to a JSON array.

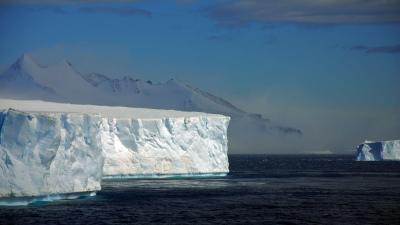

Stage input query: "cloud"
[
  {"left": 0, "top": 0, "right": 141, "bottom": 4},
  {"left": 1, "top": 3, "right": 152, "bottom": 17},
  {"left": 79, "top": 6, "right": 151, "bottom": 17},
  {"left": 3, "top": 5, "right": 152, "bottom": 17},
  {"left": 350, "top": 44, "right": 400, "bottom": 54},
  {"left": 204, "top": 0, "right": 400, "bottom": 27},
  {"left": 0, "top": 0, "right": 152, "bottom": 17}
]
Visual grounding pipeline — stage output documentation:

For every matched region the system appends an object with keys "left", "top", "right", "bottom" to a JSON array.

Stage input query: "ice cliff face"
[
  {"left": 101, "top": 116, "right": 229, "bottom": 177},
  {"left": 0, "top": 99, "right": 230, "bottom": 193},
  {"left": 0, "top": 109, "right": 104, "bottom": 198},
  {"left": 355, "top": 140, "right": 400, "bottom": 161}
]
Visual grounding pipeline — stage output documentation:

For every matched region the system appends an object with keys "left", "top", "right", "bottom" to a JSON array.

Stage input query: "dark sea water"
[{"left": 1, "top": 154, "right": 400, "bottom": 225}]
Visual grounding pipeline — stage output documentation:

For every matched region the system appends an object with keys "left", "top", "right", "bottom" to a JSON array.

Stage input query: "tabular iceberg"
[
  {"left": 0, "top": 99, "right": 230, "bottom": 182},
  {"left": 355, "top": 140, "right": 400, "bottom": 161},
  {"left": 0, "top": 109, "right": 104, "bottom": 199}
]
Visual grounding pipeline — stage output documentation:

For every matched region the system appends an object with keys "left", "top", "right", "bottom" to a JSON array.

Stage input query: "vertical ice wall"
[
  {"left": 101, "top": 116, "right": 230, "bottom": 177},
  {"left": 0, "top": 98, "right": 231, "bottom": 197},
  {"left": 0, "top": 109, "right": 104, "bottom": 198},
  {"left": 356, "top": 140, "right": 400, "bottom": 161}
]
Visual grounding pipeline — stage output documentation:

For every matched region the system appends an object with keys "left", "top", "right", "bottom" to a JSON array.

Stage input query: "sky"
[{"left": 0, "top": 0, "right": 399, "bottom": 153}]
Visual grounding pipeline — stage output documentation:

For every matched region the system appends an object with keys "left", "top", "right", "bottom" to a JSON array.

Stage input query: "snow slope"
[
  {"left": 0, "top": 99, "right": 230, "bottom": 178},
  {"left": 355, "top": 140, "right": 400, "bottom": 161},
  {"left": 0, "top": 54, "right": 301, "bottom": 153},
  {"left": 0, "top": 108, "right": 104, "bottom": 198},
  {"left": 0, "top": 54, "right": 103, "bottom": 104},
  {"left": 81, "top": 73, "right": 246, "bottom": 116}
]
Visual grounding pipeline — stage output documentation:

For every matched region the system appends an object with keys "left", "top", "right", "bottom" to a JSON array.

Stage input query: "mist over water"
[{"left": 1, "top": 154, "right": 400, "bottom": 224}]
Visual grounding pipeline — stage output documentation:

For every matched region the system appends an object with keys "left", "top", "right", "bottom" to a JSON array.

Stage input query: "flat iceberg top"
[
  {"left": 0, "top": 98, "right": 226, "bottom": 119},
  {"left": 362, "top": 140, "right": 399, "bottom": 144}
]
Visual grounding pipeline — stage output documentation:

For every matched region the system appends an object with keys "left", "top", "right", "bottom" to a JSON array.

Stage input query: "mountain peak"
[
  {"left": 11, "top": 53, "right": 38, "bottom": 70},
  {"left": 18, "top": 53, "right": 36, "bottom": 65}
]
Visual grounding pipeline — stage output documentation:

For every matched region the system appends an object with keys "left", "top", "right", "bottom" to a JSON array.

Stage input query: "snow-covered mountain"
[
  {"left": 81, "top": 72, "right": 246, "bottom": 115},
  {"left": 0, "top": 54, "right": 301, "bottom": 153},
  {"left": 0, "top": 54, "right": 102, "bottom": 103}
]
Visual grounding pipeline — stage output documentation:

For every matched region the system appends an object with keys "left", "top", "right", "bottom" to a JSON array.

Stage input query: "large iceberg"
[
  {"left": 0, "top": 109, "right": 104, "bottom": 199},
  {"left": 0, "top": 99, "right": 230, "bottom": 183},
  {"left": 355, "top": 140, "right": 400, "bottom": 161}
]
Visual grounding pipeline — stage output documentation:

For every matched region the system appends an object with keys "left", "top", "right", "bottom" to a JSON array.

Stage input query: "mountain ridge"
[{"left": 0, "top": 54, "right": 302, "bottom": 152}]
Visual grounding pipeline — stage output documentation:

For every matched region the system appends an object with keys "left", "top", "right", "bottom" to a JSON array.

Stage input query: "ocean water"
[{"left": 1, "top": 154, "right": 400, "bottom": 225}]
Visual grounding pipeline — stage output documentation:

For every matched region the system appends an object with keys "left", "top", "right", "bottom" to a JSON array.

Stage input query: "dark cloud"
[
  {"left": 204, "top": 0, "right": 400, "bottom": 27},
  {"left": 79, "top": 6, "right": 151, "bottom": 17},
  {"left": 350, "top": 44, "right": 400, "bottom": 54}
]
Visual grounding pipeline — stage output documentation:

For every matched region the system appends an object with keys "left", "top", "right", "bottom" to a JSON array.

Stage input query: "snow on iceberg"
[
  {"left": 355, "top": 140, "right": 400, "bottom": 161},
  {"left": 0, "top": 108, "right": 104, "bottom": 199}
]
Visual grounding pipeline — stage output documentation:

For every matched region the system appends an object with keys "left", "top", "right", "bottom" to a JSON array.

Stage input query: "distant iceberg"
[{"left": 355, "top": 140, "right": 400, "bottom": 161}]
